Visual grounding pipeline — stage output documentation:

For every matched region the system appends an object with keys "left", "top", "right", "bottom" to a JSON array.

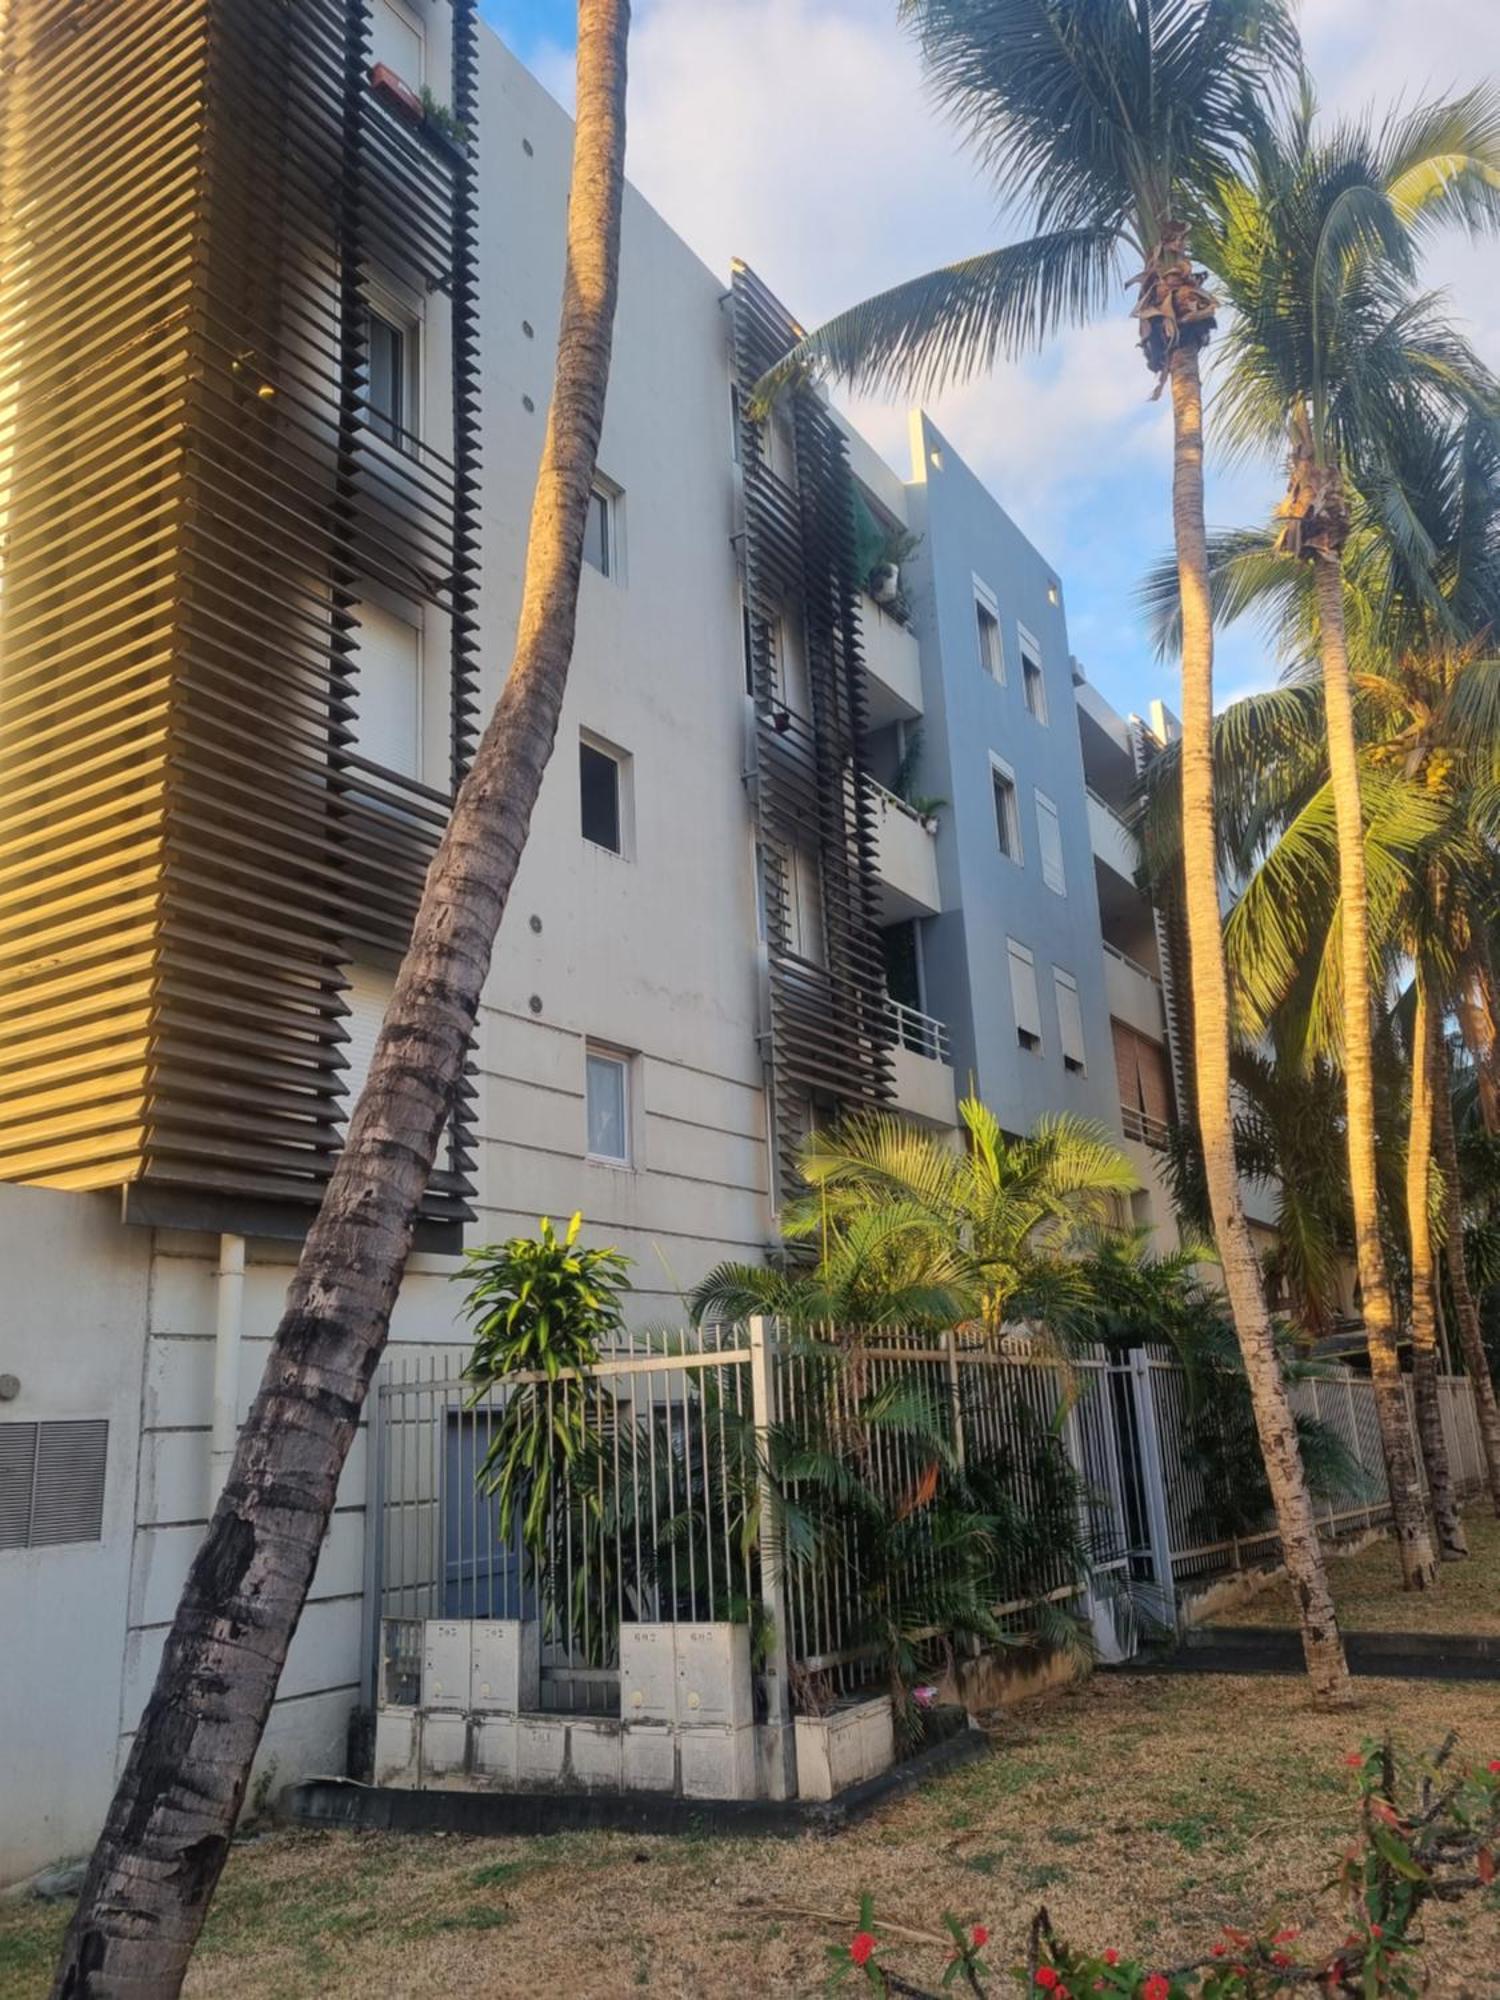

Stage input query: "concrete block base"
[{"left": 794, "top": 1697, "right": 896, "bottom": 1802}]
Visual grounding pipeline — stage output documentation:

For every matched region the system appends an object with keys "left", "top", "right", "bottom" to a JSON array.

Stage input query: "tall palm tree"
[
  {"left": 51, "top": 6, "right": 633, "bottom": 1992},
  {"left": 755, "top": 0, "right": 1351, "bottom": 1702},
  {"left": 1198, "top": 81, "right": 1500, "bottom": 1588}
]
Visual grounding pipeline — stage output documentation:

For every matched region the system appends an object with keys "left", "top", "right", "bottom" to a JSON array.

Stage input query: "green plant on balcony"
[
  {"left": 892, "top": 727, "right": 947, "bottom": 825},
  {"left": 420, "top": 86, "right": 471, "bottom": 153}
]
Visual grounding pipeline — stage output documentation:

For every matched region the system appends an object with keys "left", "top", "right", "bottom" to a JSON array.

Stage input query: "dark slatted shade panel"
[
  {"left": 0, "top": 1420, "right": 108, "bottom": 1550},
  {"left": 0, "top": 0, "right": 481, "bottom": 1235},
  {"left": 729, "top": 265, "right": 894, "bottom": 1201}
]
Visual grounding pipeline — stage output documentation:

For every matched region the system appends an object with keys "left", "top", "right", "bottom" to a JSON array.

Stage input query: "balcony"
[
  {"left": 1086, "top": 786, "right": 1140, "bottom": 886},
  {"left": 1120, "top": 1103, "right": 1171, "bottom": 1151},
  {"left": 887, "top": 1000, "right": 958, "bottom": 1128},
  {"left": 1103, "top": 942, "right": 1166, "bottom": 1041},
  {"left": 868, "top": 778, "right": 941, "bottom": 921},
  {"left": 860, "top": 598, "right": 923, "bottom": 727}
]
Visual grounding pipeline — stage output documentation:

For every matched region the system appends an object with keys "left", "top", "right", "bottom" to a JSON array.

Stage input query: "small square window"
[
  {"left": 582, "top": 483, "right": 615, "bottom": 576},
  {"left": 585, "top": 1047, "right": 630, "bottom": 1164},
  {"left": 975, "top": 595, "right": 1004, "bottom": 681},
  {"left": 580, "top": 739, "right": 623, "bottom": 853},
  {"left": 991, "top": 760, "right": 1021, "bottom": 860}
]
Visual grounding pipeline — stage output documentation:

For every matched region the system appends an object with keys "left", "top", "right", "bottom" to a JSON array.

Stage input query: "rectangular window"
[
  {"left": 790, "top": 846, "right": 826, "bottom": 966},
  {"left": 990, "top": 756, "right": 1021, "bottom": 860},
  {"left": 1035, "top": 790, "right": 1066, "bottom": 896},
  {"left": 773, "top": 611, "right": 811, "bottom": 721},
  {"left": 1007, "top": 939, "right": 1042, "bottom": 1052},
  {"left": 351, "top": 595, "right": 422, "bottom": 779},
  {"left": 582, "top": 483, "right": 615, "bottom": 576},
  {"left": 1054, "top": 969, "right": 1087, "bottom": 1074},
  {"left": 0, "top": 1420, "right": 108, "bottom": 1551},
  {"left": 371, "top": 0, "right": 426, "bottom": 88},
  {"left": 364, "top": 306, "right": 413, "bottom": 447},
  {"left": 585, "top": 1047, "right": 630, "bottom": 1164},
  {"left": 579, "top": 738, "right": 623, "bottom": 853},
  {"left": 1020, "top": 626, "right": 1048, "bottom": 722},
  {"left": 730, "top": 381, "right": 744, "bottom": 465},
  {"left": 974, "top": 579, "right": 1004, "bottom": 681}
]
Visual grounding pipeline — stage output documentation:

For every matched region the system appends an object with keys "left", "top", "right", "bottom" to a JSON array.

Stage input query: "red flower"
[
  {"left": 1036, "top": 1967, "right": 1061, "bottom": 1990},
  {"left": 1369, "top": 1925, "right": 1382, "bottom": 1941},
  {"left": 1102, "top": 1951, "right": 1120, "bottom": 1967},
  {"left": 1211, "top": 1945, "right": 1225, "bottom": 1958},
  {"left": 1274, "top": 1929, "right": 1299, "bottom": 1944},
  {"left": 1143, "top": 1976, "right": 1171, "bottom": 2000},
  {"left": 1488, "top": 1759, "right": 1500, "bottom": 1774},
  {"left": 850, "top": 1932, "right": 877, "bottom": 1968},
  {"left": 1272, "top": 1953, "right": 1292, "bottom": 1969},
  {"left": 1344, "top": 1752, "right": 1365, "bottom": 1768},
  {"left": 971, "top": 1926, "right": 990, "bottom": 1949}
]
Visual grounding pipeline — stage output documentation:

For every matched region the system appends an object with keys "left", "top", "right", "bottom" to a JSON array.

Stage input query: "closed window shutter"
[
  {"left": 352, "top": 598, "right": 422, "bottom": 779},
  {"left": 1112, "top": 1018, "right": 1141, "bottom": 1109},
  {"left": 1136, "top": 1032, "right": 1173, "bottom": 1125},
  {"left": 342, "top": 963, "right": 396, "bottom": 1116},
  {"left": 1035, "top": 793, "right": 1065, "bottom": 895},
  {"left": 372, "top": 0, "right": 425, "bottom": 86},
  {"left": 1008, "top": 940, "right": 1042, "bottom": 1042},
  {"left": 1054, "top": 972, "right": 1086, "bottom": 1070},
  {"left": 0, "top": 1420, "right": 108, "bottom": 1550}
]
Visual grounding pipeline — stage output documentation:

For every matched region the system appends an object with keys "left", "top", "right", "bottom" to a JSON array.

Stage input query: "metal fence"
[{"left": 364, "top": 1329, "right": 1488, "bottom": 1712}]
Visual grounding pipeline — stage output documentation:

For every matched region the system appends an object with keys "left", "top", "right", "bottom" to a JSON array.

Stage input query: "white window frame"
[
  {"left": 1019, "top": 622, "right": 1048, "bottom": 724},
  {"left": 1007, "top": 938, "right": 1043, "bottom": 1053},
  {"left": 973, "top": 576, "right": 1004, "bottom": 682},
  {"left": 579, "top": 729, "right": 632, "bottom": 858},
  {"left": 1054, "top": 967, "right": 1087, "bottom": 1075},
  {"left": 989, "top": 752, "right": 1022, "bottom": 863},
  {"left": 582, "top": 476, "right": 624, "bottom": 581},
  {"left": 1035, "top": 789, "right": 1066, "bottom": 897},
  {"left": 363, "top": 272, "right": 423, "bottom": 454},
  {"left": 585, "top": 1044, "right": 633, "bottom": 1166}
]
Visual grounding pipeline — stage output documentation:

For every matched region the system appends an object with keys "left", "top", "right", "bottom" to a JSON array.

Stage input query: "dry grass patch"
[
  {"left": 6, "top": 1671, "right": 1500, "bottom": 1998},
  {"left": 1217, "top": 1508, "right": 1500, "bottom": 1636}
]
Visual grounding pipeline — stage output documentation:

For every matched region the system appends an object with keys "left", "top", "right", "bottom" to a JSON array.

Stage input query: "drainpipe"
[{"left": 210, "top": 1233, "right": 247, "bottom": 1499}]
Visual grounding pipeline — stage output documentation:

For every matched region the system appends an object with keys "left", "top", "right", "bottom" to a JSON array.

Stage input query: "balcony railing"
[
  {"left": 1101, "top": 940, "right": 1162, "bottom": 990},
  {"left": 866, "top": 775, "right": 933, "bottom": 827},
  {"left": 1120, "top": 1103, "right": 1171, "bottom": 1151},
  {"left": 887, "top": 998, "right": 951, "bottom": 1064}
]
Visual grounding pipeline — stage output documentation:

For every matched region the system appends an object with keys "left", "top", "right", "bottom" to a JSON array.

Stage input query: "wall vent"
[{"left": 0, "top": 1420, "right": 108, "bottom": 1551}]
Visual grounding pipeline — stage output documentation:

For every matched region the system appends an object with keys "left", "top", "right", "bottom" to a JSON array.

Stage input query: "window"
[
  {"left": 582, "top": 481, "right": 620, "bottom": 577},
  {"left": 371, "top": 0, "right": 425, "bottom": 88},
  {"left": 772, "top": 611, "right": 811, "bottom": 721},
  {"left": 974, "top": 578, "right": 1004, "bottom": 681},
  {"left": 351, "top": 595, "right": 422, "bottom": 778},
  {"left": 1113, "top": 1020, "right": 1174, "bottom": 1143},
  {"left": 790, "top": 846, "right": 826, "bottom": 965},
  {"left": 585, "top": 1047, "right": 630, "bottom": 1164},
  {"left": 1035, "top": 790, "right": 1066, "bottom": 896},
  {"left": 1, "top": 1420, "right": 108, "bottom": 1550},
  {"left": 579, "top": 738, "right": 624, "bottom": 854},
  {"left": 730, "top": 381, "right": 744, "bottom": 465},
  {"left": 1008, "top": 939, "right": 1042, "bottom": 1052},
  {"left": 990, "top": 756, "right": 1021, "bottom": 861},
  {"left": 362, "top": 286, "right": 421, "bottom": 450},
  {"left": 1054, "top": 969, "right": 1087, "bottom": 1074},
  {"left": 1020, "top": 625, "right": 1048, "bottom": 722},
  {"left": 341, "top": 962, "right": 394, "bottom": 1119}
]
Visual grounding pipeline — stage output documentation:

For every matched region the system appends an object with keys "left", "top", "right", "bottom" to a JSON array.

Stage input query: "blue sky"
[{"left": 479, "top": 1, "right": 1500, "bottom": 724}]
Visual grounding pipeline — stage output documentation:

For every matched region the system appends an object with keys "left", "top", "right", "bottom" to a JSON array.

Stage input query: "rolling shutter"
[
  {"left": 1008, "top": 939, "right": 1042, "bottom": 1044},
  {"left": 352, "top": 598, "right": 423, "bottom": 779},
  {"left": 1035, "top": 792, "right": 1066, "bottom": 895},
  {"left": 1054, "top": 971, "right": 1087, "bottom": 1072}
]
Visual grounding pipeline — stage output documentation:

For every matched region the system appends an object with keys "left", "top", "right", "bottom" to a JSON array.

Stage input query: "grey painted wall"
[{"left": 900, "top": 414, "right": 1119, "bottom": 1139}]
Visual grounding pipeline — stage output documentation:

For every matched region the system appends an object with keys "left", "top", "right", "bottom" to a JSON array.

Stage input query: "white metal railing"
[
  {"left": 886, "top": 997, "right": 951, "bottom": 1064},
  {"left": 1120, "top": 1102, "right": 1172, "bottom": 1150},
  {"left": 1102, "top": 940, "right": 1162, "bottom": 990},
  {"left": 865, "top": 774, "right": 934, "bottom": 829}
]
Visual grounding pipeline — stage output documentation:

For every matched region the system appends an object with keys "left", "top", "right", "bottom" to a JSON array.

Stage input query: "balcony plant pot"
[{"left": 370, "top": 61, "right": 424, "bottom": 124}]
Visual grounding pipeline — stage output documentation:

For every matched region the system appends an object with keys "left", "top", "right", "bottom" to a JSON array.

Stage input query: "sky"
[{"left": 479, "top": 1, "right": 1500, "bottom": 722}]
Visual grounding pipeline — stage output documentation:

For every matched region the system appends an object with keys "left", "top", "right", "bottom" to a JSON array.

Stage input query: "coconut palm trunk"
[
  {"left": 1407, "top": 978, "right": 1468, "bottom": 1556},
  {"left": 1310, "top": 550, "right": 1439, "bottom": 1589},
  {"left": 49, "top": 6, "right": 631, "bottom": 1994},
  {"left": 1169, "top": 345, "right": 1352, "bottom": 1702},
  {"left": 1433, "top": 1048, "right": 1500, "bottom": 1516}
]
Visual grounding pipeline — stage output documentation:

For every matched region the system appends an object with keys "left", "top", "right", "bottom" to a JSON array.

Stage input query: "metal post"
[
  {"left": 361, "top": 1361, "right": 389, "bottom": 1710},
  {"left": 748, "top": 1317, "right": 797, "bottom": 1800},
  {"left": 1127, "top": 1349, "right": 1177, "bottom": 1636},
  {"left": 944, "top": 1326, "right": 966, "bottom": 1472}
]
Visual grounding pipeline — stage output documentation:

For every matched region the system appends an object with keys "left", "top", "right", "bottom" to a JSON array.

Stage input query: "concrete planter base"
[{"left": 793, "top": 1696, "right": 896, "bottom": 1801}]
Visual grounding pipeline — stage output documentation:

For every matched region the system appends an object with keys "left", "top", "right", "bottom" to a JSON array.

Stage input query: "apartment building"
[{"left": 0, "top": 0, "right": 1181, "bottom": 1877}]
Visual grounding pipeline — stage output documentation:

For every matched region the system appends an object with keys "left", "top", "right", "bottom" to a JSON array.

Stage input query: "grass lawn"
[
  {"left": 6, "top": 1667, "right": 1500, "bottom": 1999},
  {"left": 1216, "top": 1508, "right": 1500, "bottom": 1635}
]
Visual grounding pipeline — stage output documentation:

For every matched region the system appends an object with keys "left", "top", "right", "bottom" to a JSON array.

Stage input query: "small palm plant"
[{"left": 460, "top": 1213, "right": 632, "bottom": 1640}]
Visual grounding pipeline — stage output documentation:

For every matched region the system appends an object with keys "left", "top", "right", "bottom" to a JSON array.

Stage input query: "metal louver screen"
[{"left": 0, "top": 1420, "right": 108, "bottom": 1551}]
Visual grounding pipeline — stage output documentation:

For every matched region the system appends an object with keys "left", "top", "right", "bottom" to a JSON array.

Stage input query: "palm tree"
[
  {"left": 51, "top": 7, "right": 633, "bottom": 1992},
  {"left": 1197, "top": 81, "right": 1500, "bottom": 1588},
  {"left": 756, "top": 0, "right": 1351, "bottom": 1700}
]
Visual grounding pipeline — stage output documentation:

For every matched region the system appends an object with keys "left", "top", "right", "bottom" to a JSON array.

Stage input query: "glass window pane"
[
  {"left": 579, "top": 742, "right": 620, "bottom": 851},
  {"left": 366, "top": 311, "right": 404, "bottom": 443},
  {"left": 586, "top": 1053, "right": 627, "bottom": 1161},
  {"left": 582, "top": 488, "right": 611, "bottom": 574}
]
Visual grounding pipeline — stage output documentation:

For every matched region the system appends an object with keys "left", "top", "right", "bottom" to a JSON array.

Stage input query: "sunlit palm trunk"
[
  {"left": 1433, "top": 1056, "right": 1500, "bottom": 1516},
  {"left": 1311, "top": 555, "right": 1439, "bottom": 1591},
  {"left": 50, "top": 6, "right": 632, "bottom": 1994},
  {"left": 1169, "top": 347, "right": 1351, "bottom": 1704},
  {"left": 1407, "top": 979, "right": 1468, "bottom": 1556}
]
